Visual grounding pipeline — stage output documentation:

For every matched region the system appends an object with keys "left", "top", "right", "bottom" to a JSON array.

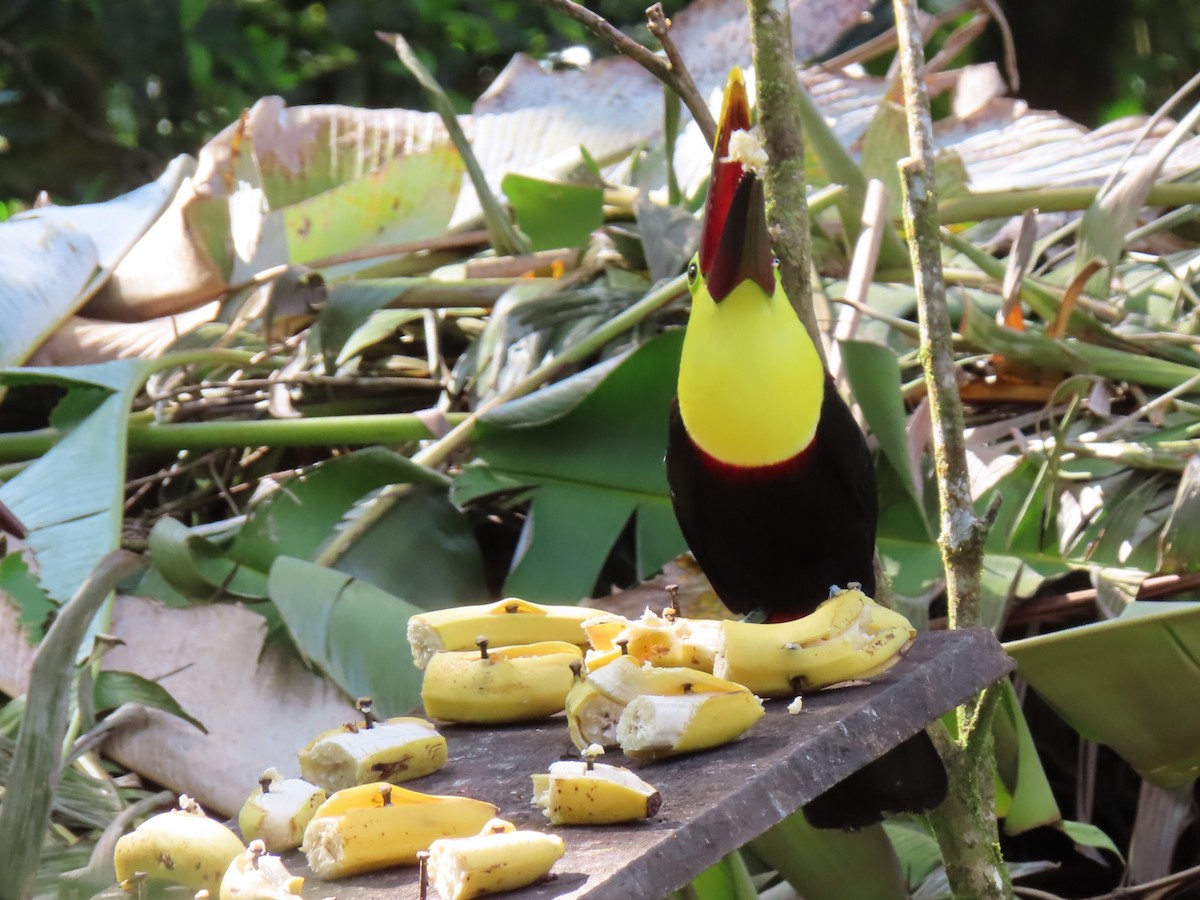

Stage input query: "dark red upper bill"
[{"left": 698, "top": 70, "right": 775, "bottom": 303}]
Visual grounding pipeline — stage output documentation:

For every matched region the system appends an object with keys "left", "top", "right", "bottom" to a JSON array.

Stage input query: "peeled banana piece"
[
  {"left": 113, "top": 795, "right": 245, "bottom": 894},
  {"left": 583, "top": 609, "right": 722, "bottom": 672},
  {"left": 566, "top": 656, "right": 763, "bottom": 757},
  {"left": 237, "top": 768, "right": 326, "bottom": 852},
  {"left": 408, "top": 598, "right": 604, "bottom": 668},
  {"left": 617, "top": 690, "right": 766, "bottom": 759},
  {"left": 219, "top": 840, "right": 304, "bottom": 899},
  {"left": 714, "top": 587, "right": 916, "bottom": 695},
  {"left": 297, "top": 715, "right": 447, "bottom": 791},
  {"left": 428, "top": 818, "right": 565, "bottom": 900},
  {"left": 421, "top": 640, "right": 582, "bottom": 724},
  {"left": 301, "top": 782, "right": 498, "bottom": 879},
  {"left": 532, "top": 760, "right": 661, "bottom": 825}
]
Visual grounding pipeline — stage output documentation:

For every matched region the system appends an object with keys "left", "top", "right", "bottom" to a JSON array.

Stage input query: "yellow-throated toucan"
[{"left": 667, "top": 68, "right": 946, "bottom": 828}]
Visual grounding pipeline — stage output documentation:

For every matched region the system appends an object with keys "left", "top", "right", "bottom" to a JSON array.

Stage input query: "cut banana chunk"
[
  {"left": 237, "top": 768, "right": 326, "bottom": 852},
  {"left": 298, "top": 716, "right": 446, "bottom": 791},
  {"left": 532, "top": 760, "right": 661, "bottom": 825},
  {"left": 428, "top": 819, "right": 565, "bottom": 900}
]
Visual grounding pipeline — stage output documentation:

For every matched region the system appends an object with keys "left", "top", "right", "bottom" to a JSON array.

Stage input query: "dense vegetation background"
[{"left": 3, "top": 0, "right": 1200, "bottom": 209}]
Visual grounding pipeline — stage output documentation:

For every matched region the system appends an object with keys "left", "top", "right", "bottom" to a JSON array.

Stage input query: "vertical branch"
[
  {"left": 892, "top": 0, "right": 1012, "bottom": 897},
  {"left": 745, "top": 0, "right": 823, "bottom": 363},
  {"left": 892, "top": 5, "right": 986, "bottom": 631}
]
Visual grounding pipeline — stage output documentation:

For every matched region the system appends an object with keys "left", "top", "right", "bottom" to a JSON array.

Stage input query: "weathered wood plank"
[{"left": 291, "top": 628, "right": 1013, "bottom": 898}]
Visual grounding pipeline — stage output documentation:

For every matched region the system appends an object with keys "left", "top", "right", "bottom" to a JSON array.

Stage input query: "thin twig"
[
  {"left": 535, "top": 0, "right": 716, "bottom": 144},
  {"left": 1085, "top": 861, "right": 1200, "bottom": 899},
  {"left": 828, "top": 178, "right": 889, "bottom": 382},
  {"left": 646, "top": 4, "right": 717, "bottom": 146}
]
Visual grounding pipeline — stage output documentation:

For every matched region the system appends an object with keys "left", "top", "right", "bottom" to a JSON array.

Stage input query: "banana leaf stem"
[
  {"left": 938, "top": 182, "right": 1200, "bottom": 224},
  {"left": 0, "top": 413, "right": 467, "bottom": 463},
  {"left": 893, "top": 0, "right": 1012, "bottom": 895}
]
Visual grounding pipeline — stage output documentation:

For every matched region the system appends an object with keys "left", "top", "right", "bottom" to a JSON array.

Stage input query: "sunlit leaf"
[
  {"left": 1006, "top": 601, "right": 1200, "bottom": 788},
  {"left": 501, "top": 174, "right": 603, "bottom": 253}
]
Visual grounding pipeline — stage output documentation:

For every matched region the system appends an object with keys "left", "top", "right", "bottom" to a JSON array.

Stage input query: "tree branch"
[
  {"left": 892, "top": 0, "right": 1011, "bottom": 895},
  {"left": 745, "top": 0, "right": 822, "bottom": 362},
  {"left": 535, "top": 0, "right": 716, "bottom": 144}
]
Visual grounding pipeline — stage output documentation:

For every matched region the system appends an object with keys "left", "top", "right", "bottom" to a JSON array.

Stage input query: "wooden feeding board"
[{"left": 293, "top": 628, "right": 1012, "bottom": 899}]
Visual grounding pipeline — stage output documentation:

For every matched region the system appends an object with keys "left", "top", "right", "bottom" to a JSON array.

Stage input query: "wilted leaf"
[
  {"left": 1160, "top": 456, "right": 1200, "bottom": 572},
  {"left": 0, "top": 553, "right": 54, "bottom": 644},
  {"left": 148, "top": 517, "right": 268, "bottom": 601}
]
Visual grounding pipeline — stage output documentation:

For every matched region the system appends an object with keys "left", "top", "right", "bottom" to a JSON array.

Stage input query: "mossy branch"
[
  {"left": 892, "top": 0, "right": 1012, "bottom": 896},
  {"left": 745, "top": 0, "right": 821, "bottom": 361}
]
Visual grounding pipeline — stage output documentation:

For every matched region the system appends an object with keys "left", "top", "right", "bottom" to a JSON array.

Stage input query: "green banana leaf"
[
  {"left": 0, "top": 360, "right": 150, "bottom": 607},
  {"left": 1006, "top": 601, "right": 1200, "bottom": 788},
  {"left": 452, "top": 330, "right": 687, "bottom": 602},
  {"left": 267, "top": 557, "right": 425, "bottom": 717}
]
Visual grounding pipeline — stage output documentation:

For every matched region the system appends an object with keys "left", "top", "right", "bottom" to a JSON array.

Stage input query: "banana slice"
[
  {"left": 565, "top": 656, "right": 763, "bottom": 757},
  {"left": 237, "top": 768, "right": 326, "bottom": 852},
  {"left": 421, "top": 640, "right": 582, "bottom": 724},
  {"left": 218, "top": 840, "right": 304, "bottom": 899},
  {"left": 617, "top": 690, "right": 765, "bottom": 759},
  {"left": 714, "top": 587, "right": 916, "bottom": 695},
  {"left": 532, "top": 759, "right": 661, "bottom": 825},
  {"left": 427, "top": 818, "right": 565, "bottom": 900},
  {"left": 301, "top": 783, "right": 498, "bottom": 879},
  {"left": 114, "top": 795, "right": 245, "bottom": 894},
  {"left": 409, "top": 598, "right": 604, "bottom": 668},
  {"left": 298, "top": 713, "right": 447, "bottom": 791}
]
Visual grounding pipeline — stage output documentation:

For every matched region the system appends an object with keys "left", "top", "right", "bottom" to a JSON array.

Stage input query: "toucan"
[{"left": 666, "top": 68, "right": 946, "bottom": 828}]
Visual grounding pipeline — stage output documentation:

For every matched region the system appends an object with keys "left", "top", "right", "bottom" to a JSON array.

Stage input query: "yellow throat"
[{"left": 677, "top": 264, "right": 824, "bottom": 467}]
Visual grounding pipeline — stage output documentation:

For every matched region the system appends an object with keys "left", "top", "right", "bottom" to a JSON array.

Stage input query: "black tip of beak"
[
  {"left": 698, "top": 69, "right": 776, "bottom": 304},
  {"left": 705, "top": 173, "right": 775, "bottom": 303}
]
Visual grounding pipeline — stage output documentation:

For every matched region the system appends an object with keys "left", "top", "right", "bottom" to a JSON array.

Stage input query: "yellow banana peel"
[
  {"left": 113, "top": 795, "right": 245, "bottom": 894},
  {"left": 714, "top": 587, "right": 916, "bottom": 695},
  {"left": 297, "top": 715, "right": 447, "bottom": 791},
  {"left": 218, "top": 840, "right": 304, "bottom": 899},
  {"left": 427, "top": 818, "right": 565, "bottom": 900},
  {"left": 301, "top": 783, "right": 498, "bottom": 879},
  {"left": 408, "top": 598, "right": 603, "bottom": 668},
  {"left": 421, "top": 640, "right": 582, "bottom": 724},
  {"left": 237, "top": 768, "right": 326, "bottom": 852},
  {"left": 531, "top": 759, "right": 661, "bottom": 825}
]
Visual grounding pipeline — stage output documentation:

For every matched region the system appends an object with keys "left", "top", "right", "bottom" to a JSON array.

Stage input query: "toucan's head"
[{"left": 690, "top": 68, "right": 775, "bottom": 304}]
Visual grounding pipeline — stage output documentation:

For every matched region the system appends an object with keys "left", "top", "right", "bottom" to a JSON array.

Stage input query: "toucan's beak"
[{"left": 698, "top": 68, "right": 775, "bottom": 303}]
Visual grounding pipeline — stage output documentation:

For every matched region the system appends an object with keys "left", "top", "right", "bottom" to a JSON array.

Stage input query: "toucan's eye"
[
  {"left": 687, "top": 261, "right": 698, "bottom": 284},
  {"left": 773, "top": 257, "right": 780, "bottom": 268}
]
